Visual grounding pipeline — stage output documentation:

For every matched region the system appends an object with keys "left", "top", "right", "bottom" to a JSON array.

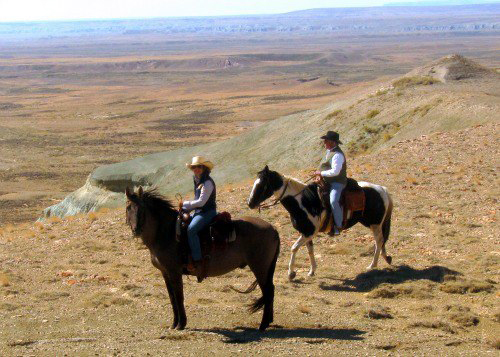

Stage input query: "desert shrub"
[
  {"left": 363, "top": 124, "right": 380, "bottom": 134},
  {"left": 82, "top": 292, "right": 132, "bottom": 308},
  {"left": 409, "top": 320, "right": 456, "bottom": 334},
  {"left": 494, "top": 311, "right": 500, "bottom": 323},
  {"left": 409, "top": 99, "right": 441, "bottom": 117},
  {"left": 375, "top": 89, "right": 389, "bottom": 96},
  {"left": 367, "top": 283, "right": 433, "bottom": 299},
  {"left": 366, "top": 109, "right": 380, "bottom": 119},
  {"left": 297, "top": 305, "right": 311, "bottom": 314},
  {"left": 325, "top": 109, "right": 342, "bottom": 120},
  {"left": 365, "top": 305, "right": 393, "bottom": 319},
  {"left": 0, "top": 272, "right": 10, "bottom": 287},
  {"left": 347, "top": 122, "right": 400, "bottom": 155},
  {"left": 36, "top": 291, "right": 70, "bottom": 301},
  {"left": 382, "top": 133, "right": 393, "bottom": 141},
  {"left": 444, "top": 305, "right": 479, "bottom": 327},
  {"left": 392, "top": 76, "right": 441, "bottom": 88},
  {"left": 489, "top": 339, "right": 500, "bottom": 350},
  {"left": 440, "top": 279, "right": 494, "bottom": 294}
]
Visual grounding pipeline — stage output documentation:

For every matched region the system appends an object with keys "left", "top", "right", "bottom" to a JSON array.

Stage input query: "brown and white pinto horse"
[{"left": 248, "top": 166, "right": 393, "bottom": 280}]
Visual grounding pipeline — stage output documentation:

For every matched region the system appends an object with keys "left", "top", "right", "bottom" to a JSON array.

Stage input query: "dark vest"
[
  {"left": 193, "top": 174, "right": 217, "bottom": 212},
  {"left": 319, "top": 146, "right": 347, "bottom": 184}
]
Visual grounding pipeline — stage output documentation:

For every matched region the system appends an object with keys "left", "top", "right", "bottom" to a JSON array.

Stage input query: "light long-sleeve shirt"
[
  {"left": 320, "top": 149, "right": 345, "bottom": 178},
  {"left": 182, "top": 179, "right": 215, "bottom": 212}
]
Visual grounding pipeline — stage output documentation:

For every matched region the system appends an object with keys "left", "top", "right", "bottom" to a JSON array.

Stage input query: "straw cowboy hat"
[{"left": 186, "top": 156, "right": 214, "bottom": 170}]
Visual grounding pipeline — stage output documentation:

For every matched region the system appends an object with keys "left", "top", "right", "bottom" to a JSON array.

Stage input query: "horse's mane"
[
  {"left": 283, "top": 175, "right": 322, "bottom": 216},
  {"left": 140, "top": 188, "right": 176, "bottom": 218},
  {"left": 283, "top": 175, "right": 307, "bottom": 191}
]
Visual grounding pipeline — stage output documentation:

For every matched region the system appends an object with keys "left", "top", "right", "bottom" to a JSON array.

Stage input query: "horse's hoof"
[
  {"left": 366, "top": 265, "right": 374, "bottom": 270},
  {"left": 259, "top": 323, "right": 270, "bottom": 331},
  {"left": 288, "top": 271, "right": 296, "bottom": 281},
  {"left": 386, "top": 256, "right": 393, "bottom": 265},
  {"left": 308, "top": 271, "right": 315, "bottom": 277}
]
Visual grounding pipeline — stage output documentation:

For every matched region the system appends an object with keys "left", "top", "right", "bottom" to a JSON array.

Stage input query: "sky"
[{"left": 0, "top": 0, "right": 496, "bottom": 22}]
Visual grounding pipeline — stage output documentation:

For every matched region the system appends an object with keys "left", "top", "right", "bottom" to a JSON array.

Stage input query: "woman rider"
[{"left": 180, "top": 156, "right": 217, "bottom": 281}]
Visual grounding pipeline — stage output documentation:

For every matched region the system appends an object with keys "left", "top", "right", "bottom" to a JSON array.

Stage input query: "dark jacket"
[
  {"left": 193, "top": 173, "right": 217, "bottom": 212},
  {"left": 319, "top": 146, "right": 347, "bottom": 185}
]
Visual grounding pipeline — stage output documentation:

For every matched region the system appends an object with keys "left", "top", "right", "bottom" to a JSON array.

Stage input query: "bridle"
[
  {"left": 128, "top": 199, "right": 145, "bottom": 236},
  {"left": 257, "top": 178, "right": 290, "bottom": 212}
]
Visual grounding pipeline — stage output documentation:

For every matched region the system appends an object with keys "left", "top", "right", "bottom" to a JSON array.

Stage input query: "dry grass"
[
  {"left": 444, "top": 305, "right": 479, "bottom": 327},
  {"left": 409, "top": 320, "right": 456, "bottom": 334},
  {"left": 439, "top": 279, "right": 494, "bottom": 294},
  {"left": 392, "top": 76, "right": 441, "bottom": 88},
  {"left": 0, "top": 272, "right": 10, "bottom": 287},
  {"left": 324, "top": 109, "right": 343, "bottom": 120},
  {"left": 365, "top": 305, "right": 393, "bottom": 319},
  {"left": 366, "top": 109, "right": 380, "bottom": 119}
]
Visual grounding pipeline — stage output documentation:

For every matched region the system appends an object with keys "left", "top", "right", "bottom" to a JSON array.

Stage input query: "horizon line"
[{"left": 0, "top": 2, "right": 498, "bottom": 24}]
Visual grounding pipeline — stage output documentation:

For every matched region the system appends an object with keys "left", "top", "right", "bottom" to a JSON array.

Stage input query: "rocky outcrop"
[{"left": 406, "top": 54, "right": 495, "bottom": 82}]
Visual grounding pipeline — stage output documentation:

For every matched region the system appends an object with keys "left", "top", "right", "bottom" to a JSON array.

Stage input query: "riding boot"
[
  {"left": 328, "top": 226, "right": 341, "bottom": 236},
  {"left": 187, "top": 259, "right": 206, "bottom": 283}
]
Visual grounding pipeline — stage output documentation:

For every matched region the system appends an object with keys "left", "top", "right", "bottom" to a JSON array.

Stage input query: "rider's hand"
[
  {"left": 178, "top": 201, "right": 184, "bottom": 211},
  {"left": 314, "top": 171, "right": 322, "bottom": 176}
]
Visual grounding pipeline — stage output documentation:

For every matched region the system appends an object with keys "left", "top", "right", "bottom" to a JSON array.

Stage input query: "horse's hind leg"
[
  {"left": 306, "top": 240, "right": 317, "bottom": 277},
  {"left": 248, "top": 238, "right": 279, "bottom": 331},
  {"left": 367, "top": 225, "right": 383, "bottom": 270},
  {"left": 288, "top": 235, "right": 307, "bottom": 280}
]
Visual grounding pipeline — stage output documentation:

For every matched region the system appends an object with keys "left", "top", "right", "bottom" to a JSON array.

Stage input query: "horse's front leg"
[
  {"left": 306, "top": 240, "right": 317, "bottom": 277},
  {"left": 162, "top": 272, "right": 179, "bottom": 329},
  {"left": 288, "top": 235, "right": 307, "bottom": 280},
  {"left": 169, "top": 273, "right": 187, "bottom": 330}
]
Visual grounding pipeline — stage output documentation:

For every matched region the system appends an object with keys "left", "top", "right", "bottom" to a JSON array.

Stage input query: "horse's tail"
[
  {"left": 249, "top": 229, "right": 280, "bottom": 314},
  {"left": 382, "top": 191, "right": 393, "bottom": 246},
  {"left": 229, "top": 280, "right": 258, "bottom": 294}
]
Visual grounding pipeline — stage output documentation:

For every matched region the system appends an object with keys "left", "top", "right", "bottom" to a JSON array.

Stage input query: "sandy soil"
[{"left": 1, "top": 123, "right": 498, "bottom": 355}]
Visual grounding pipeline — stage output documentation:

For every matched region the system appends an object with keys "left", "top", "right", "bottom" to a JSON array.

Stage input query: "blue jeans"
[
  {"left": 329, "top": 182, "right": 346, "bottom": 228},
  {"left": 187, "top": 209, "right": 217, "bottom": 261}
]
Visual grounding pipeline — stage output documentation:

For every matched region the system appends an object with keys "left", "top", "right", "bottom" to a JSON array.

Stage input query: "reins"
[{"left": 257, "top": 175, "right": 315, "bottom": 213}]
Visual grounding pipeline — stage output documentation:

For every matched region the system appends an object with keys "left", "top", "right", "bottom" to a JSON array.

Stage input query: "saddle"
[
  {"left": 318, "top": 178, "right": 366, "bottom": 234},
  {"left": 175, "top": 211, "right": 236, "bottom": 278}
]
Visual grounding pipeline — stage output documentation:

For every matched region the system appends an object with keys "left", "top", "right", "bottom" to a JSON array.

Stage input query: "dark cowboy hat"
[{"left": 320, "top": 130, "right": 343, "bottom": 144}]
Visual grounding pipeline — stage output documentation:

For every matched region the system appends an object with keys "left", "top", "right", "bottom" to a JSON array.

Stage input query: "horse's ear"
[
  {"left": 264, "top": 165, "right": 269, "bottom": 172},
  {"left": 125, "top": 187, "right": 132, "bottom": 200},
  {"left": 138, "top": 186, "right": 144, "bottom": 197}
]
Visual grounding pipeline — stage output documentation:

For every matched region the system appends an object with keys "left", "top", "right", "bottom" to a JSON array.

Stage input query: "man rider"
[{"left": 314, "top": 131, "right": 347, "bottom": 235}]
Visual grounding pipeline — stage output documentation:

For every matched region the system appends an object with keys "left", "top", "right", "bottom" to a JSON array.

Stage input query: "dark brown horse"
[{"left": 125, "top": 186, "right": 280, "bottom": 331}]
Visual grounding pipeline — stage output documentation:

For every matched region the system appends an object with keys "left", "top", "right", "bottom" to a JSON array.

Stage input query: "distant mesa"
[{"left": 406, "top": 54, "right": 494, "bottom": 82}]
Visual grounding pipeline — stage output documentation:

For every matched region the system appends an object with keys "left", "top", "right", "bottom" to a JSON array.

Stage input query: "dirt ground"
[{"left": 1, "top": 123, "right": 498, "bottom": 355}]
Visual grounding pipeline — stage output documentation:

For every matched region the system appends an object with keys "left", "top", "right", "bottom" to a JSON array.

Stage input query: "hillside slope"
[{"left": 43, "top": 55, "right": 499, "bottom": 218}]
